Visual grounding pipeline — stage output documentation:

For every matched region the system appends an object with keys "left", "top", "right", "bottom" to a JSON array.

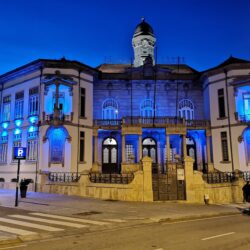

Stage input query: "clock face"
[{"left": 142, "top": 39, "right": 149, "bottom": 48}]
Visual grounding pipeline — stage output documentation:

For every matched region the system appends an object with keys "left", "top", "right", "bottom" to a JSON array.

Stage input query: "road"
[{"left": 2, "top": 213, "right": 250, "bottom": 250}]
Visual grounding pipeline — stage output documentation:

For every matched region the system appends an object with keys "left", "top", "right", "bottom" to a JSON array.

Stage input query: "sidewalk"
[{"left": 0, "top": 189, "right": 248, "bottom": 222}]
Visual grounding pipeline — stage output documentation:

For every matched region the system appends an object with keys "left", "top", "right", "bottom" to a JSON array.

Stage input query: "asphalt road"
[{"left": 4, "top": 213, "right": 250, "bottom": 250}]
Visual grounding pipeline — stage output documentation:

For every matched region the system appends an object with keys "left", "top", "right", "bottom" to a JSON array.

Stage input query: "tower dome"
[
  {"left": 134, "top": 18, "right": 154, "bottom": 37},
  {"left": 132, "top": 18, "right": 156, "bottom": 67}
]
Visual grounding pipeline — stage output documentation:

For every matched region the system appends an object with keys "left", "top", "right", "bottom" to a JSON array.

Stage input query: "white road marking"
[
  {"left": 162, "top": 214, "right": 240, "bottom": 225},
  {"left": 8, "top": 215, "right": 87, "bottom": 228},
  {"left": 104, "top": 219, "right": 126, "bottom": 223},
  {"left": 0, "top": 225, "right": 37, "bottom": 236},
  {"left": 0, "top": 218, "right": 64, "bottom": 232},
  {"left": 0, "top": 245, "right": 27, "bottom": 250},
  {"left": 30, "top": 213, "right": 109, "bottom": 225},
  {"left": 202, "top": 232, "right": 235, "bottom": 241}
]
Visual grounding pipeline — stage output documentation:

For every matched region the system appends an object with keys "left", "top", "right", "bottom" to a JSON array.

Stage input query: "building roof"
[
  {"left": 133, "top": 18, "right": 154, "bottom": 38},
  {"left": 202, "top": 56, "right": 250, "bottom": 74},
  {"left": 0, "top": 58, "right": 97, "bottom": 83},
  {"left": 97, "top": 63, "right": 198, "bottom": 74}
]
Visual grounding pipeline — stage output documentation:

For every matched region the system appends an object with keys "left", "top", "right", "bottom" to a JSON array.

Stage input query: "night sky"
[{"left": 0, "top": 0, "right": 250, "bottom": 74}]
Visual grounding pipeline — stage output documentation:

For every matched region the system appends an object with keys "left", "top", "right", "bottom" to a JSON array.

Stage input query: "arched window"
[
  {"left": 140, "top": 99, "right": 154, "bottom": 118},
  {"left": 244, "top": 128, "right": 250, "bottom": 163},
  {"left": 178, "top": 99, "right": 194, "bottom": 120},
  {"left": 102, "top": 98, "right": 118, "bottom": 119}
]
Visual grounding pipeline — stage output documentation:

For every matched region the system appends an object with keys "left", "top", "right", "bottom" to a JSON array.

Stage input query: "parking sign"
[{"left": 13, "top": 147, "right": 26, "bottom": 160}]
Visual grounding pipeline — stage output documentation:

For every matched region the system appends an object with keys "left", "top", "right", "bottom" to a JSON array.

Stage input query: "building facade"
[{"left": 0, "top": 19, "right": 250, "bottom": 186}]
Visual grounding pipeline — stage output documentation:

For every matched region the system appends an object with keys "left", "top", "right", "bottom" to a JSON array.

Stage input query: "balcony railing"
[
  {"left": 43, "top": 112, "right": 73, "bottom": 122},
  {"left": 238, "top": 114, "right": 250, "bottom": 123},
  {"left": 94, "top": 117, "right": 210, "bottom": 128},
  {"left": 94, "top": 119, "right": 122, "bottom": 126}
]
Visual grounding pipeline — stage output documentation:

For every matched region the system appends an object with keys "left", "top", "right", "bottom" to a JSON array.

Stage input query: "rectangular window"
[
  {"left": 243, "top": 93, "right": 250, "bottom": 121},
  {"left": 221, "top": 131, "right": 229, "bottom": 162},
  {"left": 79, "top": 131, "right": 85, "bottom": 162},
  {"left": 27, "top": 140, "right": 37, "bottom": 161},
  {"left": 218, "top": 88, "right": 226, "bottom": 118},
  {"left": 12, "top": 140, "right": 22, "bottom": 161},
  {"left": 80, "top": 88, "right": 85, "bottom": 117},
  {"left": 2, "top": 95, "right": 11, "bottom": 122},
  {"left": 29, "top": 87, "right": 39, "bottom": 115},
  {"left": 0, "top": 143, "right": 8, "bottom": 163},
  {"left": 15, "top": 91, "right": 24, "bottom": 119},
  {"left": 126, "top": 144, "right": 134, "bottom": 163}
]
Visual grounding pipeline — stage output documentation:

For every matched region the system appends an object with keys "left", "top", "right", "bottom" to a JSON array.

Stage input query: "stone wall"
[
  {"left": 39, "top": 156, "right": 154, "bottom": 202},
  {"left": 185, "top": 156, "right": 244, "bottom": 204}
]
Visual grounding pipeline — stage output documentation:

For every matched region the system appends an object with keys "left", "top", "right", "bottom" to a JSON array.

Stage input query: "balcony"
[
  {"left": 43, "top": 111, "right": 73, "bottom": 125},
  {"left": 237, "top": 114, "right": 250, "bottom": 123},
  {"left": 93, "top": 117, "right": 210, "bottom": 130}
]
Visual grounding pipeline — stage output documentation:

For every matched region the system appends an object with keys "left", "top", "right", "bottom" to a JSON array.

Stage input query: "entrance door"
[
  {"left": 186, "top": 137, "right": 197, "bottom": 170},
  {"left": 102, "top": 138, "right": 118, "bottom": 173},
  {"left": 142, "top": 138, "right": 157, "bottom": 163}
]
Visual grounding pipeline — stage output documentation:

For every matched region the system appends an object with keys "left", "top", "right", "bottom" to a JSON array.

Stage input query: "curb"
[{"left": 149, "top": 211, "right": 241, "bottom": 223}]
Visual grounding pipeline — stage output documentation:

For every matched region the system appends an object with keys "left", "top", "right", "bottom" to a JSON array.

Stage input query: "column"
[
  {"left": 166, "top": 133, "right": 170, "bottom": 162},
  {"left": 182, "top": 134, "right": 187, "bottom": 159},
  {"left": 94, "top": 135, "right": 98, "bottom": 163},
  {"left": 206, "top": 136, "right": 211, "bottom": 164},
  {"left": 138, "top": 134, "right": 142, "bottom": 162},
  {"left": 122, "top": 134, "right": 126, "bottom": 163}
]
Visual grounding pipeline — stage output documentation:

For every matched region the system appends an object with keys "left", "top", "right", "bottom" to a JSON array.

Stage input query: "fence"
[
  {"left": 89, "top": 173, "right": 134, "bottom": 184},
  {"left": 48, "top": 172, "right": 80, "bottom": 182},
  {"left": 202, "top": 172, "right": 235, "bottom": 184}
]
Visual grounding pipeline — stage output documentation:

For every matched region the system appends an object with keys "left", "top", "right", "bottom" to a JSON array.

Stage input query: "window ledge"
[
  {"left": 220, "top": 161, "right": 231, "bottom": 164},
  {"left": 217, "top": 117, "right": 228, "bottom": 120},
  {"left": 79, "top": 116, "right": 87, "bottom": 120},
  {"left": 78, "top": 161, "right": 87, "bottom": 164}
]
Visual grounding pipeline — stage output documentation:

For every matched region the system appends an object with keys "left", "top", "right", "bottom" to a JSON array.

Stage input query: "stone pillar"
[
  {"left": 184, "top": 156, "right": 195, "bottom": 202},
  {"left": 142, "top": 156, "right": 153, "bottom": 202},
  {"left": 122, "top": 134, "right": 126, "bottom": 163},
  {"left": 94, "top": 135, "right": 98, "bottom": 163},
  {"left": 182, "top": 135, "right": 187, "bottom": 159},
  {"left": 138, "top": 134, "right": 142, "bottom": 162},
  {"left": 166, "top": 133, "right": 170, "bottom": 161},
  {"left": 206, "top": 135, "right": 211, "bottom": 164}
]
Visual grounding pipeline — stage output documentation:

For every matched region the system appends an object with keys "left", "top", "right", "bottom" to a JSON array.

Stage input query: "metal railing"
[
  {"left": 240, "top": 171, "right": 250, "bottom": 182},
  {"left": 94, "top": 119, "right": 122, "bottom": 126},
  {"left": 48, "top": 172, "right": 80, "bottom": 182},
  {"left": 89, "top": 173, "right": 134, "bottom": 184},
  {"left": 238, "top": 114, "right": 250, "bottom": 123},
  {"left": 43, "top": 112, "right": 73, "bottom": 122},
  {"left": 203, "top": 172, "right": 235, "bottom": 184},
  {"left": 93, "top": 117, "right": 210, "bottom": 128}
]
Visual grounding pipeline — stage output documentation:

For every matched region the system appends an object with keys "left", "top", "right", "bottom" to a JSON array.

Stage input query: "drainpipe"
[
  {"left": 76, "top": 70, "right": 81, "bottom": 176},
  {"left": 224, "top": 69, "right": 234, "bottom": 172},
  {"left": 35, "top": 66, "right": 43, "bottom": 192}
]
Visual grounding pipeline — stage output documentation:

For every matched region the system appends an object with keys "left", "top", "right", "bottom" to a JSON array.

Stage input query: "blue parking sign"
[{"left": 13, "top": 147, "right": 26, "bottom": 160}]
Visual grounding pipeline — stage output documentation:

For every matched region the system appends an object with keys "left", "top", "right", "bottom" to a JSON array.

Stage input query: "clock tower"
[{"left": 132, "top": 18, "right": 156, "bottom": 67}]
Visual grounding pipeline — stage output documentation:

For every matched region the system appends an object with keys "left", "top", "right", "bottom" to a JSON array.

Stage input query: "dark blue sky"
[{"left": 0, "top": 0, "right": 250, "bottom": 74}]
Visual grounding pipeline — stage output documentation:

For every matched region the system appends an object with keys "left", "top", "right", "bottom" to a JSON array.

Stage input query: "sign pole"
[{"left": 15, "top": 159, "right": 21, "bottom": 207}]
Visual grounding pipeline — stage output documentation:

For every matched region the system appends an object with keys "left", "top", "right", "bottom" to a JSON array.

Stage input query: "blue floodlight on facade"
[
  {"left": 29, "top": 116, "right": 38, "bottom": 124},
  {"left": 28, "top": 126, "right": 37, "bottom": 133},
  {"left": 15, "top": 119, "right": 22, "bottom": 127},
  {"left": 1, "top": 131, "right": 7, "bottom": 137},
  {"left": 14, "top": 128, "right": 21, "bottom": 135},
  {"left": 2, "top": 122, "right": 9, "bottom": 129}
]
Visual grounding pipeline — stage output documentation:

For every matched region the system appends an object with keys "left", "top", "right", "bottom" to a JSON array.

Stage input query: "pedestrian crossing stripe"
[
  {"left": 0, "top": 218, "right": 64, "bottom": 232},
  {"left": 30, "top": 213, "right": 110, "bottom": 225},
  {"left": 0, "top": 225, "right": 37, "bottom": 236},
  {"left": 8, "top": 215, "right": 87, "bottom": 228}
]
